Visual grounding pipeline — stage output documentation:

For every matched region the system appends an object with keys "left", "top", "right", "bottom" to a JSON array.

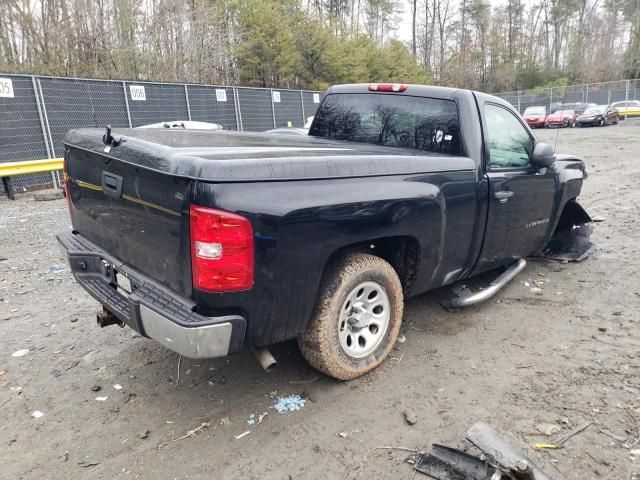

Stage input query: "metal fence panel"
[
  {"left": 301, "top": 91, "right": 323, "bottom": 123},
  {"left": 0, "top": 75, "right": 52, "bottom": 191},
  {"left": 186, "top": 85, "right": 238, "bottom": 130},
  {"left": 39, "top": 77, "right": 130, "bottom": 157},
  {"left": 236, "top": 88, "right": 274, "bottom": 131},
  {"left": 125, "top": 82, "right": 189, "bottom": 127},
  {"left": 273, "top": 89, "right": 304, "bottom": 127}
]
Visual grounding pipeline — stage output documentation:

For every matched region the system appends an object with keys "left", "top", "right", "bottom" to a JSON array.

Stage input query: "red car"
[
  {"left": 545, "top": 109, "right": 577, "bottom": 128},
  {"left": 523, "top": 106, "right": 547, "bottom": 128}
]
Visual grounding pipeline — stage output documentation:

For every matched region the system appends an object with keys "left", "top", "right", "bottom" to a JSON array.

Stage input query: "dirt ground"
[{"left": 1, "top": 123, "right": 639, "bottom": 480}]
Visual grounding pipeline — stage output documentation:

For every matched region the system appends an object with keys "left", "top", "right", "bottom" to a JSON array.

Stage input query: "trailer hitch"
[{"left": 96, "top": 307, "right": 124, "bottom": 328}]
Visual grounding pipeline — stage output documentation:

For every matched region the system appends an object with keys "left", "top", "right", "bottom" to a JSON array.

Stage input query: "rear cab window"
[{"left": 309, "top": 93, "right": 462, "bottom": 155}]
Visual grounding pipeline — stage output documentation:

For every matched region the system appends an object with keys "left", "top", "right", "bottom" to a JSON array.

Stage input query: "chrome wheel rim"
[{"left": 338, "top": 281, "right": 391, "bottom": 359}]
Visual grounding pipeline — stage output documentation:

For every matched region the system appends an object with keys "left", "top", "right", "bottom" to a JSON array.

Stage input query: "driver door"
[{"left": 475, "top": 102, "right": 558, "bottom": 272}]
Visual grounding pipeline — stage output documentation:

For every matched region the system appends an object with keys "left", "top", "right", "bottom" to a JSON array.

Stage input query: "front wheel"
[
  {"left": 599, "top": 118, "right": 605, "bottom": 127},
  {"left": 298, "top": 253, "right": 404, "bottom": 380}
]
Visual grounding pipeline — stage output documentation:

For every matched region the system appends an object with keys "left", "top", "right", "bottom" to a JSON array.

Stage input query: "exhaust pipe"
[
  {"left": 253, "top": 347, "right": 277, "bottom": 372},
  {"left": 96, "top": 307, "right": 125, "bottom": 328}
]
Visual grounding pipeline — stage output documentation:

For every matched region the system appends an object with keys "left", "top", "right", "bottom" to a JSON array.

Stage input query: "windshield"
[
  {"left": 310, "top": 93, "right": 461, "bottom": 155},
  {"left": 524, "top": 107, "right": 545, "bottom": 115},
  {"left": 584, "top": 106, "right": 606, "bottom": 115},
  {"left": 559, "top": 110, "right": 575, "bottom": 115}
]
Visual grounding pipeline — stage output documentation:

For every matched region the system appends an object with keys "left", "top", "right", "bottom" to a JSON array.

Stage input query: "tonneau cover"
[{"left": 63, "top": 128, "right": 475, "bottom": 182}]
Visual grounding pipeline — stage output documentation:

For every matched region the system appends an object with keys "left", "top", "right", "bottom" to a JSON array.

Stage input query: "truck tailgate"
[{"left": 65, "top": 145, "right": 191, "bottom": 295}]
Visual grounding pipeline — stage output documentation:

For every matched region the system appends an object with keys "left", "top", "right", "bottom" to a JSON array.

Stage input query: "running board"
[{"left": 447, "top": 259, "right": 527, "bottom": 308}]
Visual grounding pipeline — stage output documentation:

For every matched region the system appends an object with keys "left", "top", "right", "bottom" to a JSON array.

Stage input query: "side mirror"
[{"left": 531, "top": 142, "right": 556, "bottom": 168}]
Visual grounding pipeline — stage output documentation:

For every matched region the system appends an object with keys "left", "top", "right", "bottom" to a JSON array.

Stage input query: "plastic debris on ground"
[
  {"left": 247, "top": 414, "right": 255, "bottom": 426},
  {"left": 95, "top": 396, "right": 108, "bottom": 402},
  {"left": 272, "top": 394, "right": 306, "bottom": 413},
  {"left": 113, "top": 384, "right": 123, "bottom": 390},
  {"left": 11, "top": 349, "right": 29, "bottom": 358},
  {"left": 49, "top": 263, "right": 64, "bottom": 272},
  {"left": 31, "top": 411, "right": 44, "bottom": 419}
]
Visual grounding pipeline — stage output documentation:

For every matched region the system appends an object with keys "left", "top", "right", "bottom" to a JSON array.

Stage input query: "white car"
[{"left": 137, "top": 121, "right": 224, "bottom": 130}]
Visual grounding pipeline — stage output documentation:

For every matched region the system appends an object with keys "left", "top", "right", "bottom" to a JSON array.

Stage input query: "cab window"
[{"left": 485, "top": 104, "right": 533, "bottom": 169}]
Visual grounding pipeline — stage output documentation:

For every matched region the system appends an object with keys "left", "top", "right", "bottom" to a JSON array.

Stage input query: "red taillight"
[
  {"left": 63, "top": 158, "right": 72, "bottom": 216},
  {"left": 368, "top": 83, "right": 407, "bottom": 92},
  {"left": 189, "top": 205, "right": 254, "bottom": 292}
]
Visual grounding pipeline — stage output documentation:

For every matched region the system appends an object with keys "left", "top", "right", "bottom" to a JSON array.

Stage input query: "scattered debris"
[
  {"left": 403, "top": 409, "right": 418, "bottom": 425},
  {"left": 219, "top": 417, "right": 231, "bottom": 427},
  {"left": 95, "top": 396, "right": 108, "bottom": 402},
  {"left": 534, "top": 443, "right": 561, "bottom": 450},
  {"left": 90, "top": 385, "right": 101, "bottom": 392},
  {"left": 612, "top": 311, "right": 622, "bottom": 316},
  {"left": 138, "top": 429, "right": 151, "bottom": 440},
  {"left": 530, "top": 287, "right": 543, "bottom": 296},
  {"left": 257, "top": 412, "right": 268, "bottom": 425},
  {"left": 397, "top": 334, "right": 407, "bottom": 344},
  {"left": 158, "top": 421, "right": 210, "bottom": 449},
  {"left": 113, "top": 384, "right": 123, "bottom": 390},
  {"left": 31, "top": 411, "right": 44, "bottom": 419},
  {"left": 598, "top": 327, "right": 607, "bottom": 332},
  {"left": 247, "top": 414, "right": 255, "bottom": 426},
  {"left": 49, "top": 263, "right": 64, "bottom": 272},
  {"left": 272, "top": 394, "right": 306, "bottom": 413},
  {"left": 466, "top": 422, "right": 553, "bottom": 480},
  {"left": 338, "top": 430, "right": 362, "bottom": 442},
  {"left": 535, "top": 423, "right": 561, "bottom": 436},
  {"left": 551, "top": 421, "right": 592, "bottom": 446},
  {"left": 11, "top": 349, "right": 29, "bottom": 358},
  {"left": 234, "top": 430, "right": 251, "bottom": 440},
  {"left": 598, "top": 429, "right": 627, "bottom": 442},
  {"left": 408, "top": 444, "right": 492, "bottom": 479},
  {"left": 78, "top": 461, "right": 100, "bottom": 468}
]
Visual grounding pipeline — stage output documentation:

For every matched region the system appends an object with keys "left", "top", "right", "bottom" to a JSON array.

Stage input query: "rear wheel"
[{"left": 298, "top": 253, "right": 404, "bottom": 380}]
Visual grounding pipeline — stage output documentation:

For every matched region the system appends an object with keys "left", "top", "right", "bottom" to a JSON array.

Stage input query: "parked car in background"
[
  {"left": 550, "top": 102, "right": 595, "bottom": 115},
  {"left": 611, "top": 100, "right": 640, "bottom": 119},
  {"left": 523, "top": 106, "right": 547, "bottom": 128},
  {"left": 137, "top": 121, "right": 224, "bottom": 130},
  {"left": 576, "top": 105, "right": 619, "bottom": 126},
  {"left": 545, "top": 109, "right": 577, "bottom": 128}
]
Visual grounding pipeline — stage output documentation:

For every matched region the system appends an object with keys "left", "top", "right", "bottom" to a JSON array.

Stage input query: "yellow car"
[{"left": 612, "top": 100, "right": 640, "bottom": 119}]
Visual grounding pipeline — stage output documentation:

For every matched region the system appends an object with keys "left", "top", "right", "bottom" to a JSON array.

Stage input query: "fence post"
[
  {"left": 585, "top": 84, "right": 589, "bottom": 103},
  {"left": 549, "top": 88, "right": 552, "bottom": 110},
  {"left": 234, "top": 87, "right": 243, "bottom": 131},
  {"left": 270, "top": 89, "right": 276, "bottom": 128},
  {"left": 626, "top": 80, "right": 630, "bottom": 103},
  {"left": 300, "top": 90, "right": 306, "bottom": 124},
  {"left": 122, "top": 81, "right": 132, "bottom": 127},
  {"left": 31, "top": 76, "right": 57, "bottom": 189},
  {"left": 517, "top": 90, "right": 521, "bottom": 113},
  {"left": 184, "top": 85, "right": 192, "bottom": 121},
  {"left": 34, "top": 77, "right": 59, "bottom": 189}
]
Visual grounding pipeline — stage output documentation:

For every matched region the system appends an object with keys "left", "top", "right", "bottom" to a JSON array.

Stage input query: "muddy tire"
[{"left": 298, "top": 253, "right": 404, "bottom": 380}]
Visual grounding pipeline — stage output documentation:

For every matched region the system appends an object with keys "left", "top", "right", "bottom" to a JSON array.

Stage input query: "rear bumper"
[
  {"left": 525, "top": 120, "right": 545, "bottom": 127},
  {"left": 57, "top": 230, "right": 246, "bottom": 358}
]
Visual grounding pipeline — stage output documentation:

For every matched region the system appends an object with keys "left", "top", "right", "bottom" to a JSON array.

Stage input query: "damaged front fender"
[{"left": 543, "top": 200, "right": 594, "bottom": 262}]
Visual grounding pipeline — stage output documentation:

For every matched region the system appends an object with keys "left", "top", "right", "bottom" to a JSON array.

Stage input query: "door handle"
[{"left": 494, "top": 190, "right": 514, "bottom": 203}]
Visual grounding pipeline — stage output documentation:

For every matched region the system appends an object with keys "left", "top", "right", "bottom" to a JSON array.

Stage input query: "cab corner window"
[{"left": 485, "top": 104, "right": 533, "bottom": 169}]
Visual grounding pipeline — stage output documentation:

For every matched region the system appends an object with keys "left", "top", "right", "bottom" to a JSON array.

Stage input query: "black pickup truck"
[{"left": 57, "top": 83, "right": 590, "bottom": 380}]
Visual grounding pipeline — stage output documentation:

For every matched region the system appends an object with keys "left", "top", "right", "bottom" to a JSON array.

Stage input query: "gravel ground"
[{"left": 1, "top": 123, "right": 639, "bottom": 480}]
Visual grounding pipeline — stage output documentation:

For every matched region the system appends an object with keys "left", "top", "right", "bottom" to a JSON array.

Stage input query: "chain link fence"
[
  {"left": 0, "top": 73, "right": 324, "bottom": 194},
  {"left": 494, "top": 79, "right": 640, "bottom": 114}
]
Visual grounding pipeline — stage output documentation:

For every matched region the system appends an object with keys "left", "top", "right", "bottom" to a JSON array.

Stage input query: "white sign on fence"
[
  {"left": 313, "top": 93, "right": 320, "bottom": 103},
  {"left": 0, "top": 78, "right": 15, "bottom": 98},
  {"left": 272, "top": 91, "right": 281, "bottom": 103},
  {"left": 215, "top": 89, "right": 227, "bottom": 102},
  {"left": 129, "top": 85, "right": 146, "bottom": 101}
]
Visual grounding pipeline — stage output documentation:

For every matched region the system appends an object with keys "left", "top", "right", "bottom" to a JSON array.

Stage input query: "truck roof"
[{"left": 328, "top": 83, "right": 463, "bottom": 100}]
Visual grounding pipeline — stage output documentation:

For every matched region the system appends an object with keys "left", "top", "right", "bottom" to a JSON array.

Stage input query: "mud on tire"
[{"left": 298, "top": 253, "right": 404, "bottom": 380}]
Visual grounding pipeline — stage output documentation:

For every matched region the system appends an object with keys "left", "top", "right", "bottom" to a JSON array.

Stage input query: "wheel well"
[{"left": 325, "top": 236, "right": 421, "bottom": 294}]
